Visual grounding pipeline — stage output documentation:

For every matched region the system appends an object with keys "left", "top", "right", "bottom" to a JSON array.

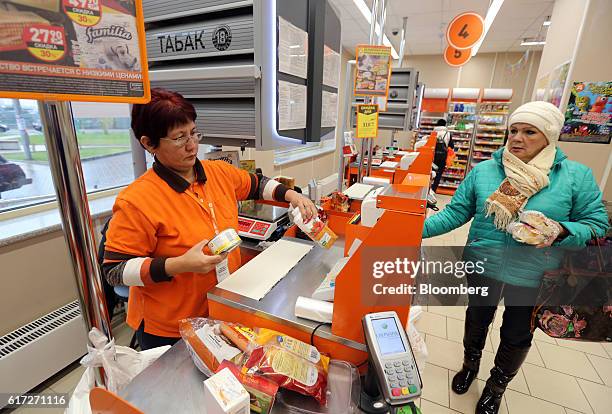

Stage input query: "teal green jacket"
[{"left": 423, "top": 148, "right": 609, "bottom": 287}]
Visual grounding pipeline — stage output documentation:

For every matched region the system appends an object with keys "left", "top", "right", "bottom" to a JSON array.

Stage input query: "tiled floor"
[{"left": 10, "top": 195, "right": 611, "bottom": 413}]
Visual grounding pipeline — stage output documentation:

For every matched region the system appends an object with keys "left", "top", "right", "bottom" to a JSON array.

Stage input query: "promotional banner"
[
  {"left": 548, "top": 61, "right": 570, "bottom": 108},
  {"left": 355, "top": 104, "right": 379, "bottom": 139},
  {"left": 560, "top": 81, "right": 611, "bottom": 144},
  {"left": 0, "top": 0, "right": 150, "bottom": 103},
  {"left": 354, "top": 45, "right": 392, "bottom": 97}
]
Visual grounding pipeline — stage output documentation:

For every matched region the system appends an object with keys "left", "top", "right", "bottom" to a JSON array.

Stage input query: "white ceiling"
[{"left": 329, "top": 0, "right": 555, "bottom": 56}]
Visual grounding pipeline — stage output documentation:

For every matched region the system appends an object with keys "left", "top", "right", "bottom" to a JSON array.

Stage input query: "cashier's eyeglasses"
[{"left": 160, "top": 131, "right": 202, "bottom": 147}]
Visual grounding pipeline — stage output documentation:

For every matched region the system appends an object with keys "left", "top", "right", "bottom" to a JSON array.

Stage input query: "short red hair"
[{"left": 131, "top": 88, "right": 197, "bottom": 148}]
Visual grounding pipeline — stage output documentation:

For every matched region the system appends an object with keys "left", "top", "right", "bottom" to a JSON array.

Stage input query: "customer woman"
[
  {"left": 103, "top": 88, "right": 318, "bottom": 350},
  {"left": 422, "top": 101, "right": 608, "bottom": 414}
]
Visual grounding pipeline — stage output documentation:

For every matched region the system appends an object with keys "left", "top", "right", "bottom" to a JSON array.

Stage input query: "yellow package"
[{"left": 255, "top": 328, "right": 329, "bottom": 370}]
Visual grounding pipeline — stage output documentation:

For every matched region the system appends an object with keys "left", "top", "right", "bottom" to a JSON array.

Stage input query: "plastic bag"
[
  {"left": 507, "top": 222, "right": 547, "bottom": 245},
  {"left": 243, "top": 345, "right": 329, "bottom": 405},
  {"left": 179, "top": 318, "right": 244, "bottom": 376},
  {"left": 408, "top": 306, "right": 428, "bottom": 373},
  {"left": 66, "top": 327, "right": 169, "bottom": 414},
  {"left": 519, "top": 210, "right": 561, "bottom": 241}
]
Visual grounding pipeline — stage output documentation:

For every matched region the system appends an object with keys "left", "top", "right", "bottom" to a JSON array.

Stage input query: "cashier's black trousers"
[
  {"left": 465, "top": 274, "right": 538, "bottom": 348},
  {"left": 136, "top": 321, "right": 180, "bottom": 350}
]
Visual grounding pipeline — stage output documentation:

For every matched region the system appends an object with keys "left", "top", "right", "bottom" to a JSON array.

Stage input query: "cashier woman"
[{"left": 103, "top": 88, "right": 318, "bottom": 350}]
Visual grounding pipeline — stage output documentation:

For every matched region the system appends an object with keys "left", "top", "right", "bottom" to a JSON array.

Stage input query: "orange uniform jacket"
[{"left": 103, "top": 159, "right": 289, "bottom": 337}]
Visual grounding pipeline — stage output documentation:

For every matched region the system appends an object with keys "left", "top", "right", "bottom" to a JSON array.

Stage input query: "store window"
[{"left": 0, "top": 100, "right": 134, "bottom": 212}]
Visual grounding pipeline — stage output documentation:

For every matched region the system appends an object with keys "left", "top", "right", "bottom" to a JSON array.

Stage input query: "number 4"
[{"left": 458, "top": 24, "right": 469, "bottom": 39}]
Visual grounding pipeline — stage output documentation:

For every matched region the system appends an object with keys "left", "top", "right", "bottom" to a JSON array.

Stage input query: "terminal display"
[{"left": 371, "top": 317, "right": 407, "bottom": 356}]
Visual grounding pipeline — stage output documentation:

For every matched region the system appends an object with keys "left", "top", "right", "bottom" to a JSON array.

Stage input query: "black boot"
[
  {"left": 476, "top": 343, "right": 530, "bottom": 414},
  {"left": 452, "top": 320, "right": 489, "bottom": 395}
]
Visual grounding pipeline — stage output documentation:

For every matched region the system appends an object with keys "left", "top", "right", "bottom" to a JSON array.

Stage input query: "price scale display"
[{"left": 0, "top": 0, "right": 149, "bottom": 103}]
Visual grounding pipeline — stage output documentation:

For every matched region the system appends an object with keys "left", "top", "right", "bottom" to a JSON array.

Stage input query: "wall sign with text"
[
  {"left": 356, "top": 104, "right": 379, "bottom": 139},
  {"left": 0, "top": 0, "right": 150, "bottom": 103}
]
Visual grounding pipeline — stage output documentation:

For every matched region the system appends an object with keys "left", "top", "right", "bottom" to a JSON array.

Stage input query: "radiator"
[{"left": 0, "top": 301, "right": 87, "bottom": 408}]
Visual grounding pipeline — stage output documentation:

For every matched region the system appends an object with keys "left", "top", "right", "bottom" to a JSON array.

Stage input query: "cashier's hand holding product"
[
  {"left": 166, "top": 239, "right": 228, "bottom": 275},
  {"left": 285, "top": 189, "right": 318, "bottom": 222}
]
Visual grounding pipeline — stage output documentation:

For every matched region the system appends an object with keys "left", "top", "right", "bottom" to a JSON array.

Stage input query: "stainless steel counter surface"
[
  {"left": 207, "top": 237, "right": 366, "bottom": 352},
  {"left": 119, "top": 340, "right": 366, "bottom": 413}
]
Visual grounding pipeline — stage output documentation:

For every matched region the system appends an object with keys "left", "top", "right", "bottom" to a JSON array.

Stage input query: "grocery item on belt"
[
  {"left": 290, "top": 207, "right": 338, "bottom": 249},
  {"left": 254, "top": 328, "right": 329, "bottom": 366},
  {"left": 0, "top": 10, "right": 49, "bottom": 51},
  {"left": 243, "top": 345, "right": 329, "bottom": 405},
  {"left": 209, "top": 228, "right": 242, "bottom": 255},
  {"left": 70, "top": 8, "right": 141, "bottom": 71},
  {"left": 203, "top": 367, "right": 250, "bottom": 414},
  {"left": 217, "top": 361, "right": 279, "bottom": 414},
  {"left": 179, "top": 318, "right": 244, "bottom": 377}
]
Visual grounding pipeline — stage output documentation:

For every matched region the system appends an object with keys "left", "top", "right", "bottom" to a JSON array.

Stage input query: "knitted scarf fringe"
[{"left": 485, "top": 199, "right": 515, "bottom": 231}]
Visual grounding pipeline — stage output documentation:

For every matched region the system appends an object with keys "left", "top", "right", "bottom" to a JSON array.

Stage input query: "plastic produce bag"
[
  {"left": 179, "top": 318, "right": 244, "bottom": 376},
  {"left": 408, "top": 306, "right": 428, "bottom": 373},
  {"left": 507, "top": 210, "right": 561, "bottom": 245},
  {"left": 66, "top": 327, "right": 169, "bottom": 414}
]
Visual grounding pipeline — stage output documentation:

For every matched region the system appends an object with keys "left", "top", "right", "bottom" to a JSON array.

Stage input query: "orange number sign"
[
  {"left": 446, "top": 12, "right": 484, "bottom": 50},
  {"left": 444, "top": 45, "right": 472, "bottom": 67}
]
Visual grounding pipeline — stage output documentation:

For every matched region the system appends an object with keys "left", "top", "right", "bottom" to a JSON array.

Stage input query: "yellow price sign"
[
  {"left": 356, "top": 104, "right": 379, "bottom": 138},
  {"left": 63, "top": 0, "right": 102, "bottom": 27}
]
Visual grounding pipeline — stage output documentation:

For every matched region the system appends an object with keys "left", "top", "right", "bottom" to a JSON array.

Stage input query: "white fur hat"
[{"left": 508, "top": 101, "right": 565, "bottom": 143}]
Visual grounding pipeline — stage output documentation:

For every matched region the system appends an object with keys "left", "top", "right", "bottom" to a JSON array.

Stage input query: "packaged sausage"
[
  {"left": 216, "top": 361, "right": 279, "bottom": 414},
  {"left": 179, "top": 318, "right": 244, "bottom": 376},
  {"left": 243, "top": 345, "right": 329, "bottom": 405}
]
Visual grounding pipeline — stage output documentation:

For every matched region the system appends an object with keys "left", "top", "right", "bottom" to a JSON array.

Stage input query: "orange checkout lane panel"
[{"left": 206, "top": 139, "right": 434, "bottom": 365}]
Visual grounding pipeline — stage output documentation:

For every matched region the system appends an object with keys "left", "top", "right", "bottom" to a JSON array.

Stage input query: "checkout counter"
[{"left": 115, "top": 135, "right": 437, "bottom": 413}]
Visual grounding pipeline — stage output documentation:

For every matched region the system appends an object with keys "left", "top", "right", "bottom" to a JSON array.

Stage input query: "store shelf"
[
  {"left": 473, "top": 147, "right": 497, "bottom": 153},
  {"left": 474, "top": 140, "right": 503, "bottom": 146},
  {"left": 449, "top": 111, "right": 476, "bottom": 115},
  {"left": 477, "top": 133, "right": 504, "bottom": 138},
  {"left": 439, "top": 183, "right": 460, "bottom": 189},
  {"left": 453, "top": 137, "right": 471, "bottom": 141},
  {"left": 436, "top": 187, "right": 456, "bottom": 196}
]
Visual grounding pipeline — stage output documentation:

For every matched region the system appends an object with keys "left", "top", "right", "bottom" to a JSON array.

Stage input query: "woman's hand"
[
  {"left": 285, "top": 190, "right": 318, "bottom": 222},
  {"left": 166, "top": 239, "right": 227, "bottom": 274},
  {"left": 536, "top": 221, "right": 569, "bottom": 248}
]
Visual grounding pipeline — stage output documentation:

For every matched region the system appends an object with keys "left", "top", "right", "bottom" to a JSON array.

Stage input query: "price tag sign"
[
  {"left": 446, "top": 12, "right": 484, "bottom": 50},
  {"left": 24, "top": 25, "right": 66, "bottom": 62},
  {"left": 63, "top": 0, "right": 102, "bottom": 27},
  {"left": 444, "top": 45, "right": 472, "bottom": 67},
  {"left": 0, "top": 0, "right": 149, "bottom": 103},
  {"left": 356, "top": 104, "right": 379, "bottom": 139},
  {"left": 354, "top": 45, "right": 392, "bottom": 97}
]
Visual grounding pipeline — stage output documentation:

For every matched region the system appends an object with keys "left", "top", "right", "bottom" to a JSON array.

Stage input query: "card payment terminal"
[{"left": 361, "top": 311, "right": 422, "bottom": 414}]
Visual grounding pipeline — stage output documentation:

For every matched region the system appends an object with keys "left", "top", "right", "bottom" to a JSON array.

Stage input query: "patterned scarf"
[{"left": 485, "top": 144, "right": 557, "bottom": 230}]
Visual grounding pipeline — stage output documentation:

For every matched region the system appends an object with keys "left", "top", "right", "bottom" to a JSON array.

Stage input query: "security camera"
[{"left": 391, "top": 28, "right": 400, "bottom": 36}]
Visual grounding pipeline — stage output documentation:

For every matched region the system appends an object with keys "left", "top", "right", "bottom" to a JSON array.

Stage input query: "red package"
[{"left": 243, "top": 345, "right": 328, "bottom": 405}]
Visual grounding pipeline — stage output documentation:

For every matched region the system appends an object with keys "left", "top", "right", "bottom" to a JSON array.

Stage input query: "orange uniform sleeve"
[{"left": 103, "top": 198, "right": 171, "bottom": 286}]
